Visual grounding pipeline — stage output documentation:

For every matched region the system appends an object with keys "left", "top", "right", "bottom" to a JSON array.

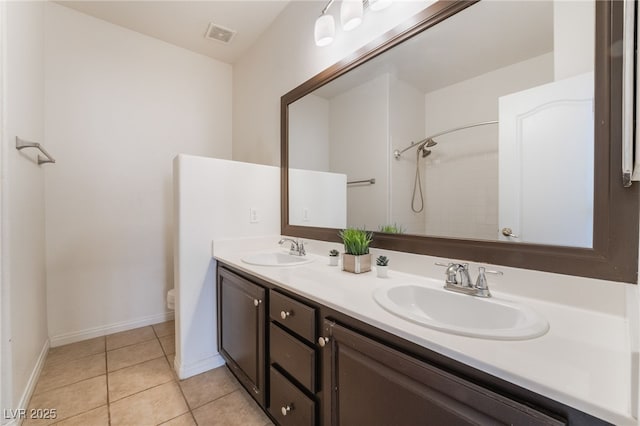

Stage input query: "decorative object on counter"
[
  {"left": 339, "top": 228, "right": 373, "bottom": 273},
  {"left": 378, "top": 223, "right": 405, "bottom": 234},
  {"left": 376, "top": 255, "right": 389, "bottom": 278},
  {"left": 329, "top": 249, "right": 340, "bottom": 266}
]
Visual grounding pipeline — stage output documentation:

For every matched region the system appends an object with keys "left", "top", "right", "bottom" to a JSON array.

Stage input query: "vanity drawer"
[
  {"left": 270, "top": 323, "right": 316, "bottom": 392},
  {"left": 270, "top": 290, "right": 316, "bottom": 343},
  {"left": 269, "top": 366, "right": 315, "bottom": 426}
]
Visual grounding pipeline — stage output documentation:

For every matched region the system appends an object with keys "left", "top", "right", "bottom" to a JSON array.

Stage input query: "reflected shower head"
[{"left": 419, "top": 138, "right": 436, "bottom": 158}]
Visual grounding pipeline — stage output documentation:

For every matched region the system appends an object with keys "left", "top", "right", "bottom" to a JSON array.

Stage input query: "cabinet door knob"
[
  {"left": 253, "top": 299, "right": 262, "bottom": 307},
  {"left": 281, "top": 405, "right": 292, "bottom": 416},
  {"left": 280, "top": 310, "right": 291, "bottom": 319},
  {"left": 318, "top": 336, "right": 330, "bottom": 347},
  {"left": 501, "top": 227, "right": 519, "bottom": 238}
]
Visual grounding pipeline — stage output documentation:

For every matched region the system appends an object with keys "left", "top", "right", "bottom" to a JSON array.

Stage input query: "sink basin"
[
  {"left": 241, "top": 252, "right": 313, "bottom": 267},
  {"left": 374, "top": 284, "right": 549, "bottom": 340}
]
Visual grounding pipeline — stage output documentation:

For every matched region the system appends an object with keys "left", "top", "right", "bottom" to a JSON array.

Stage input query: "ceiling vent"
[{"left": 205, "top": 23, "right": 236, "bottom": 44}]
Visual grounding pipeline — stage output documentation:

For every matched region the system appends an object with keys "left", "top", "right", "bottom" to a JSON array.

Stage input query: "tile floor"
[{"left": 24, "top": 321, "right": 272, "bottom": 426}]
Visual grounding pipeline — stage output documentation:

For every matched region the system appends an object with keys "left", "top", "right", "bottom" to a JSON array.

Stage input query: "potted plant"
[
  {"left": 329, "top": 249, "right": 340, "bottom": 266},
  {"left": 376, "top": 255, "right": 389, "bottom": 278},
  {"left": 338, "top": 228, "right": 373, "bottom": 274},
  {"left": 378, "top": 223, "right": 405, "bottom": 234}
]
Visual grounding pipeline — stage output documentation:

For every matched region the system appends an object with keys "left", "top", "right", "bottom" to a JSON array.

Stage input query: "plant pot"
[
  {"left": 342, "top": 253, "right": 371, "bottom": 274},
  {"left": 329, "top": 256, "right": 339, "bottom": 266},
  {"left": 376, "top": 266, "right": 388, "bottom": 278}
]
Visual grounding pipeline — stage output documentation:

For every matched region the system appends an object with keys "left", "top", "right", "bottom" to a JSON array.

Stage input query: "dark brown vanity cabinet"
[
  {"left": 268, "top": 290, "right": 318, "bottom": 426},
  {"left": 320, "top": 320, "right": 565, "bottom": 426},
  {"left": 217, "top": 267, "right": 266, "bottom": 407},
  {"left": 217, "top": 264, "right": 604, "bottom": 426}
]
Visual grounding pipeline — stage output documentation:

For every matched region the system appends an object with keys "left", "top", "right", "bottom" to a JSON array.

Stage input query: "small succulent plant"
[
  {"left": 329, "top": 249, "right": 340, "bottom": 257},
  {"left": 376, "top": 255, "right": 389, "bottom": 267}
]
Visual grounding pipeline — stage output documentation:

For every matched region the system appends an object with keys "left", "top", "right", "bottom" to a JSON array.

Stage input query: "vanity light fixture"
[
  {"left": 369, "top": 0, "right": 392, "bottom": 11},
  {"left": 314, "top": 13, "right": 336, "bottom": 47},
  {"left": 341, "top": 0, "right": 364, "bottom": 31},
  {"left": 314, "top": 0, "right": 393, "bottom": 47}
]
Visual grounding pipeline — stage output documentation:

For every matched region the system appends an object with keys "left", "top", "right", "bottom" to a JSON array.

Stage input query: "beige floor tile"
[
  {"left": 108, "top": 357, "right": 174, "bottom": 401},
  {"left": 107, "top": 339, "right": 164, "bottom": 372},
  {"left": 159, "top": 334, "right": 175, "bottom": 356},
  {"left": 34, "top": 353, "right": 105, "bottom": 395},
  {"left": 159, "top": 412, "right": 197, "bottom": 426},
  {"left": 191, "top": 389, "right": 269, "bottom": 426},
  {"left": 109, "top": 381, "right": 188, "bottom": 426},
  {"left": 24, "top": 376, "right": 107, "bottom": 426},
  {"left": 166, "top": 355, "right": 179, "bottom": 380},
  {"left": 179, "top": 366, "right": 239, "bottom": 410},
  {"left": 54, "top": 405, "right": 109, "bottom": 426},
  {"left": 46, "top": 337, "right": 105, "bottom": 366},
  {"left": 152, "top": 320, "right": 174, "bottom": 338},
  {"left": 106, "top": 326, "right": 156, "bottom": 350}
]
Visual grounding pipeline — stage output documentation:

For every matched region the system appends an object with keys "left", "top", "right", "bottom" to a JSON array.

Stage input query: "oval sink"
[
  {"left": 241, "top": 252, "right": 314, "bottom": 267},
  {"left": 374, "top": 284, "right": 548, "bottom": 340}
]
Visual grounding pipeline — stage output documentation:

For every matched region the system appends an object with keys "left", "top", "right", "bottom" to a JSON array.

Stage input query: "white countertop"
[{"left": 213, "top": 239, "right": 636, "bottom": 425}]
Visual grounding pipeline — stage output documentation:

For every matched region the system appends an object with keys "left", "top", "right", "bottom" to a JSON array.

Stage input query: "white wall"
[
  {"left": 2, "top": 0, "right": 49, "bottom": 419},
  {"left": 44, "top": 3, "right": 232, "bottom": 345},
  {"left": 289, "top": 168, "right": 346, "bottom": 229},
  {"left": 422, "top": 53, "right": 554, "bottom": 240},
  {"left": 329, "top": 74, "right": 389, "bottom": 229},
  {"left": 289, "top": 94, "right": 330, "bottom": 172},
  {"left": 173, "top": 155, "right": 280, "bottom": 379},
  {"left": 389, "top": 77, "right": 426, "bottom": 234},
  {"left": 233, "top": 0, "right": 434, "bottom": 167},
  {"left": 553, "top": 0, "right": 594, "bottom": 81}
]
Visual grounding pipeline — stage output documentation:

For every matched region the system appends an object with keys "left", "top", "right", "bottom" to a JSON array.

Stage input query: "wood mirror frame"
[{"left": 281, "top": 0, "right": 639, "bottom": 283}]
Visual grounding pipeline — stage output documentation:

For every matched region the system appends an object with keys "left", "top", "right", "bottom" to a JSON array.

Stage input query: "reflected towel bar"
[
  {"left": 15, "top": 137, "right": 56, "bottom": 165},
  {"left": 347, "top": 178, "right": 375, "bottom": 185}
]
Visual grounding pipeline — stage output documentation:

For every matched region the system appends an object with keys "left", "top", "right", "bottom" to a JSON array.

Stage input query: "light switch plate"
[{"left": 249, "top": 208, "right": 260, "bottom": 223}]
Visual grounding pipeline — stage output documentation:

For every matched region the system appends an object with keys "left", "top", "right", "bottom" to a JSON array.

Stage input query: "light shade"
[
  {"left": 314, "top": 14, "right": 335, "bottom": 46},
  {"left": 340, "top": 0, "right": 363, "bottom": 32},
  {"left": 369, "top": 0, "right": 392, "bottom": 11}
]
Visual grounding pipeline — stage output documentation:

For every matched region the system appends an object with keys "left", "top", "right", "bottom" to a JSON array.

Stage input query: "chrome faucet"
[
  {"left": 279, "top": 238, "right": 306, "bottom": 256},
  {"left": 443, "top": 263, "right": 473, "bottom": 287},
  {"left": 436, "top": 262, "right": 502, "bottom": 298}
]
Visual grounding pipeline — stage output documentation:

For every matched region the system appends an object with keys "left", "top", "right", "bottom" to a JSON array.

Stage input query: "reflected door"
[{"left": 498, "top": 72, "right": 594, "bottom": 247}]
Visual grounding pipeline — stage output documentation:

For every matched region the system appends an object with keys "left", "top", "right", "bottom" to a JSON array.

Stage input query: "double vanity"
[{"left": 213, "top": 238, "right": 632, "bottom": 426}]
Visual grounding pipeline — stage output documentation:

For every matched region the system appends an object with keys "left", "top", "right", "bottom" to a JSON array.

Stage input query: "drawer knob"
[
  {"left": 253, "top": 299, "right": 262, "bottom": 307},
  {"left": 280, "top": 310, "right": 291, "bottom": 319},
  {"left": 281, "top": 405, "right": 293, "bottom": 416},
  {"left": 318, "top": 336, "right": 330, "bottom": 347}
]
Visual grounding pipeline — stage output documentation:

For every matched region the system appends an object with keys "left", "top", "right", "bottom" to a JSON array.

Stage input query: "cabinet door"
[
  {"left": 321, "top": 320, "right": 565, "bottom": 426},
  {"left": 218, "top": 268, "right": 266, "bottom": 407}
]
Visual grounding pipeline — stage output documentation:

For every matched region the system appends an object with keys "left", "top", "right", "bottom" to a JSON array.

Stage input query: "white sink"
[
  {"left": 241, "top": 252, "right": 313, "bottom": 267},
  {"left": 374, "top": 284, "right": 549, "bottom": 340}
]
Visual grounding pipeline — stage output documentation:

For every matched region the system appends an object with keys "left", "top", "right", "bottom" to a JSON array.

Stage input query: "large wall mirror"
[{"left": 281, "top": 0, "right": 639, "bottom": 283}]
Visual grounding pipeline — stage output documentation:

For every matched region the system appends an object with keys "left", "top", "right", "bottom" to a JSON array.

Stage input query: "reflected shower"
[
  {"left": 418, "top": 138, "right": 437, "bottom": 158},
  {"left": 393, "top": 121, "right": 498, "bottom": 213}
]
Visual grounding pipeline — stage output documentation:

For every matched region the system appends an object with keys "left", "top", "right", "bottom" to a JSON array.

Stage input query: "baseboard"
[
  {"left": 175, "top": 352, "right": 225, "bottom": 380},
  {"left": 49, "top": 311, "right": 175, "bottom": 347},
  {"left": 2, "top": 339, "right": 49, "bottom": 426}
]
